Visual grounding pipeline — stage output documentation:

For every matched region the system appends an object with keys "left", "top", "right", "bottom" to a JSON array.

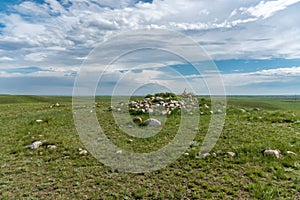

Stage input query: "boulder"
[{"left": 143, "top": 118, "right": 161, "bottom": 126}]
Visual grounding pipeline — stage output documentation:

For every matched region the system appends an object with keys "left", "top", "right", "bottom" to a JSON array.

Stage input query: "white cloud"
[
  {"left": 255, "top": 66, "right": 300, "bottom": 76},
  {"left": 25, "top": 52, "right": 50, "bottom": 62},
  {"left": 223, "top": 66, "right": 300, "bottom": 87},
  {"left": 0, "top": 56, "right": 13, "bottom": 61},
  {"left": 243, "top": 0, "right": 300, "bottom": 19}
]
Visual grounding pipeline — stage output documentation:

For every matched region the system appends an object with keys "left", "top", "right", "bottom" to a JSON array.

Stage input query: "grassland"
[{"left": 1, "top": 95, "right": 300, "bottom": 199}]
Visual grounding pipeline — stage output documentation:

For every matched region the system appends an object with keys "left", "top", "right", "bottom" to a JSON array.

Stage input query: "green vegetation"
[{"left": 1, "top": 95, "right": 300, "bottom": 199}]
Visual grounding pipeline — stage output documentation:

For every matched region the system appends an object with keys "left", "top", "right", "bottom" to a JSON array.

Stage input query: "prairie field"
[{"left": 1, "top": 95, "right": 300, "bottom": 199}]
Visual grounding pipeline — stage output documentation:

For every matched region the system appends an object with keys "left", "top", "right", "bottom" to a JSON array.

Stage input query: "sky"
[{"left": 0, "top": 0, "right": 300, "bottom": 95}]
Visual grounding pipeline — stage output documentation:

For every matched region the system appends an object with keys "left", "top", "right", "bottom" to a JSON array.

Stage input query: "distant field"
[
  {"left": 1, "top": 95, "right": 300, "bottom": 199},
  {"left": 0, "top": 95, "right": 72, "bottom": 104},
  {"left": 228, "top": 96, "right": 300, "bottom": 114}
]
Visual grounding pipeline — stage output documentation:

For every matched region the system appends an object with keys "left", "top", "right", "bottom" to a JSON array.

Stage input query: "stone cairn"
[{"left": 109, "top": 90, "right": 202, "bottom": 116}]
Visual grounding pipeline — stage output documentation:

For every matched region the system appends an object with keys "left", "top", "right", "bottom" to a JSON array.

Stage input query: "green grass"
[{"left": 1, "top": 95, "right": 300, "bottom": 199}]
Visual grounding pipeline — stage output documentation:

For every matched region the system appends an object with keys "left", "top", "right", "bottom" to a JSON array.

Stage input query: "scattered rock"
[
  {"left": 227, "top": 152, "right": 236, "bottom": 157},
  {"left": 133, "top": 117, "right": 142, "bottom": 123},
  {"left": 253, "top": 107, "right": 260, "bottom": 111},
  {"left": 28, "top": 141, "right": 43, "bottom": 150},
  {"left": 79, "top": 149, "right": 88, "bottom": 156},
  {"left": 240, "top": 109, "right": 247, "bottom": 113},
  {"left": 50, "top": 102, "right": 60, "bottom": 108},
  {"left": 214, "top": 109, "right": 223, "bottom": 114},
  {"left": 216, "top": 150, "right": 223, "bottom": 155},
  {"left": 263, "top": 149, "right": 280, "bottom": 158},
  {"left": 116, "top": 150, "right": 122, "bottom": 154},
  {"left": 287, "top": 151, "right": 297, "bottom": 155},
  {"left": 184, "top": 152, "right": 189, "bottom": 156},
  {"left": 143, "top": 118, "right": 161, "bottom": 126},
  {"left": 36, "top": 119, "right": 43, "bottom": 123},
  {"left": 201, "top": 153, "right": 210, "bottom": 158},
  {"left": 47, "top": 145, "right": 57, "bottom": 149}
]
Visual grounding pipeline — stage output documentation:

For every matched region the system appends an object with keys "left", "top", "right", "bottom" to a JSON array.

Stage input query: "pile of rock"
[{"left": 110, "top": 92, "right": 199, "bottom": 116}]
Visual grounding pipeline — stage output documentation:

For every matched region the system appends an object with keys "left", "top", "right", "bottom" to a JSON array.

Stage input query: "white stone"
[
  {"left": 201, "top": 153, "right": 210, "bottom": 158},
  {"left": 29, "top": 141, "right": 43, "bottom": 149},
  {"left": 264, "top": 149, "right": 280, "bottom": 158},
  {"left": 214, "top": 109, "right": 223, "bottom": 114},
  {"left": 143, "top": 118, "right": 161, "bottom": 126},
  {"left": 36, "top": 119, "right": 43, "bottom": 123},
  {"left": 79, "top": 149, "right": 88, "bottom": 156},
  {"left": 287, "top": 151, "right": 297, "bottom": 155},
  {"left": 156, "top": 96, "right": 164, "bottom": 101},
  {"left": 116, "top": 150, "right": 122, "bottom": 154},
  {"left": 148, "top": 108, "right": 154, "bottom": 113},
  {"left": 227, "top": 152, "right": 236, "bottom": 157},
  {"left": 161, "top": 110, "right": 168, "bottom": 115},
  {"left": 47, "top": 145, "right": 57, "bottom": 149}
]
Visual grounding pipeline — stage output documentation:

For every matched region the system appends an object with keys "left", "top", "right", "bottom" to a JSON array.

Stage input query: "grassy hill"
[{"left": 1, "top": 95, "right": 300, "bottom": 199}]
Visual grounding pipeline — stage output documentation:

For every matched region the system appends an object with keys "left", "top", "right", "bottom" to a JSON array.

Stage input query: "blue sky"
[{"left": 0, "top": 0, "right": 300, "bottom": 95}]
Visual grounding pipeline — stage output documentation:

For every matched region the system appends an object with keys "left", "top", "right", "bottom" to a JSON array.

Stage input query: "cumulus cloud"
[
  {"left": 223, "top": 66, "right": 300, "bottom": 87},
  {"left": 0, "top": 0, "right": 300, "bottom": 94},
  {"left": 243, "top": 0, "right": 300, "bottom": 19},
  {"left": 0, "top": 0, "right": 300, "bottom": 64}
]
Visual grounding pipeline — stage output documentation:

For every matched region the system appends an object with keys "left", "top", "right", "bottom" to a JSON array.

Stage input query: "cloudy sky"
[{"left": 0, "top": 0, "right": 300, "bottom": 95}]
